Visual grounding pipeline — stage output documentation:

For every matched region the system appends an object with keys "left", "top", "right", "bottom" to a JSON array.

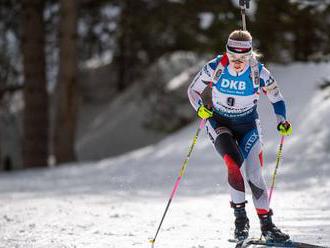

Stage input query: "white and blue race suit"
[{"left": 187, "top": 55, "right": 287, "bottom": 215}]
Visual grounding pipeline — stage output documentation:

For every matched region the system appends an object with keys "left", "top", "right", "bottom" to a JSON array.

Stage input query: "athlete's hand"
[
  {"left": 197, "top": 105, "right": 213, "bottom": 119},
  {"left": 277, "top": 120, "right": 292, "bottom": 136}
]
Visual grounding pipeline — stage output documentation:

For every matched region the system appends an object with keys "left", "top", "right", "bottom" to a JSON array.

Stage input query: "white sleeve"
[
  {"left": 187, "top": 61, "right": 215, "bottom": 111},
  {"left": 260, "top": 66, "right": 284, "bottom": 103}
]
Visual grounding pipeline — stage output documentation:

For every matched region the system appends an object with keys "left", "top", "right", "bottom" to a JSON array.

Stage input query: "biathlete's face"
[
  {"left": 226, "top": 38, "right": 252, "bottom": 73},
  {"left": 227, "top": 52, "right": 250, "bottom": 73}
]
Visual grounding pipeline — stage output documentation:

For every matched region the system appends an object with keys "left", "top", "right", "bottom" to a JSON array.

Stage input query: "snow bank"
[{"left": 76, "top": 52, "right": 203, "bottom": 160}]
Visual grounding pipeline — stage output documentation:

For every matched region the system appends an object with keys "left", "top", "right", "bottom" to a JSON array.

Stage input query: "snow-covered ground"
[{"left": 1, "top": 62, "right": 330, "bottom": 248}]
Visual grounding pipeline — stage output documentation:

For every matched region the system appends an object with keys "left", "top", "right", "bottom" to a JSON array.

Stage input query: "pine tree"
[
  {"left": 54, "top": 0, "right": 78, "bottom": 164},
  {"left": 21, "top": 0, "right": 49, "bottom": 167}
]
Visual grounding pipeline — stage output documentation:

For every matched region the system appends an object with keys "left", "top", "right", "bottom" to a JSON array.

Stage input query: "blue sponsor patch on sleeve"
[
  {"left": 272, "top": 100, "right": 286, "bottom": 119},
  {"left": 208, "top": 55, "right": 222, "bottom": 70}
]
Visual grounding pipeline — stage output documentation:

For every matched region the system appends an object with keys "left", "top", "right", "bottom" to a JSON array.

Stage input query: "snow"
[
  {"left": 166, "top": 65, "right": 201, "bottom": 91},
  {"left": 292, "top": 0, "right": 330, "bottom": 11},
  {"left": 1, "top": 62, "right": 330, "bottom": 247},
  {"left": 199, "top": 13, "right": 215, "bottom": 30},
  {"left": 167, "top": 70, "right": 191, "bottom": 91},
  {"left": 83, "top": 51, "right": 114, "bottom": 69},
  {"left": 76, "top": 52, "right": 201, "bottom": 160}
]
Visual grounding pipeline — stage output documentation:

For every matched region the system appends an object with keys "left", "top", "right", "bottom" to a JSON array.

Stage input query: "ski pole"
[
  {"left": 268, "top": 135, "right": 285, "bottom": 203},
  {"left": 259, "top": 135, "right": 285, "bottom": 241},
  {"left": 149, "top": 119, "right": 206, "bottom": 247}
]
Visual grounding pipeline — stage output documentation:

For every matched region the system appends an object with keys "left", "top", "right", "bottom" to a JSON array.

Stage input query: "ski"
[
  {"left": 228, "top": 238, "right": 248, "bottom": 248},
  {"left": 245, "top": 238, "right": 328, "bottom": 248},
  {"left": 229, "top": 238, "right": 328, "bottom": 248}
]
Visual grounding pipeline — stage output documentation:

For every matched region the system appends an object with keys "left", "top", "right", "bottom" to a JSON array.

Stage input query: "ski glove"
[
  {"left": 197, "top": 105, "right": 213, "bottom": 119},
  {"left": 277, "top": 120, "right": 292, "bottom": 136}
]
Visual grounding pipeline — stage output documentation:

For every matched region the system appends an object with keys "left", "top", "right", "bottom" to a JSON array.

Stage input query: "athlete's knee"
[{"left": 244, "top": 144, "right": 264, "bottom": 181}]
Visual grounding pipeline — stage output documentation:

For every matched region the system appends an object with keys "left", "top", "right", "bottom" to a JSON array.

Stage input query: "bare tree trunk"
[
  {"left": 21, "top": 0, "right": 49, "bottom": 168},
  {"left": 0, "top": 109, "right": 2, "bottom": 170},
  {"left": 54, "top": 0, "right": 78, "bottom": 164},
  {"left": 115, "top": 0, "right": 135, "bottom": 92}
]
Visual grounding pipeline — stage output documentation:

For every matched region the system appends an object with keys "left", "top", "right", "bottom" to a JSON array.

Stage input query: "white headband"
[{"left": 227, "top": 39, "right": 252, "bottom": 49}]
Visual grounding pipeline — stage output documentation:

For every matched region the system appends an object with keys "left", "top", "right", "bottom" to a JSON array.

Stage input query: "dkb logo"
[{"left": 221, "top": 79, "right": 246, "bottom": 90}]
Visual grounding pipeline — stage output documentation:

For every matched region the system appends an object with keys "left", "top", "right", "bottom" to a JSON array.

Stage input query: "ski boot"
[
  {"left": 231, "top": 201, "right": 250, "bottom": 241},
  {"left": 258, "top": 209, "right": 290, "bottom": 242}
]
